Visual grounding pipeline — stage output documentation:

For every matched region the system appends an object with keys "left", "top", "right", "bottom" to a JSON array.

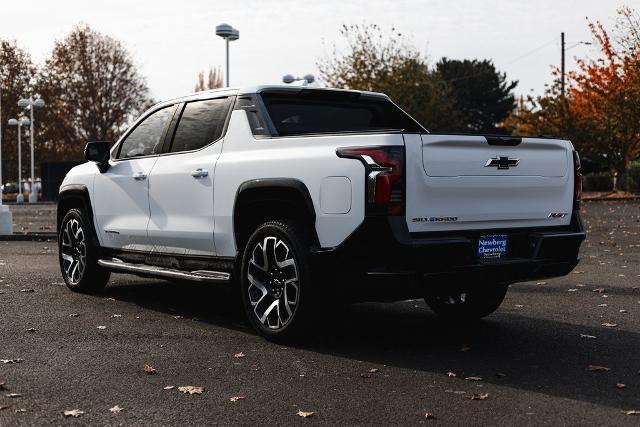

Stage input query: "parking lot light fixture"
[
  {"left": 215, "top": 23, "right": 240, "bottom": 87},
  {"left": 17, "top": 97, "right": 45, "bottom": 203},
  {"left": 282, "top": 74, "right": 315, "bottom": 86},
  {"left": 7, "top": 118, "right": 30, "bottom": 204}
]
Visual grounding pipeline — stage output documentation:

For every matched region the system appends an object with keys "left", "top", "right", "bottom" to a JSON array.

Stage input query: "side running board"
[{"left": 97, "top": 258, "right": 231, "bottom": 283}]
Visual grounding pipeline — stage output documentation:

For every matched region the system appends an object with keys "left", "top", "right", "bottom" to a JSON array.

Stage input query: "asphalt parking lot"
[{"left": 0, "top": 201, "right": 638, "bottom": 425}]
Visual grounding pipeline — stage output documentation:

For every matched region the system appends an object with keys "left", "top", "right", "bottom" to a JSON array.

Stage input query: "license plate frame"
[{"left": 477, "top": 234, "right": 508, "bottom": 259}]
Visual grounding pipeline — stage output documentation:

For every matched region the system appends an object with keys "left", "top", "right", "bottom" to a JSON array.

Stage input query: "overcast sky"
[{"left": 1, "top": 0, "right": 635, "bottom": 101}]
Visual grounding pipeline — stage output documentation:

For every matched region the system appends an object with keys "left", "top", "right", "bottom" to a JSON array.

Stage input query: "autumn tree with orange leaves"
[{"left": 508, "top": 7, "right": 640, "bottom": 190}]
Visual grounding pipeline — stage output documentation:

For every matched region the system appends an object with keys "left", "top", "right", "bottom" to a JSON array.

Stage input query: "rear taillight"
[
  {"left": 337, "top": 146, "right": 404, "bottom": 215},
  {"left": 573, "top": 150, "right": 582, "bottom": 211}
]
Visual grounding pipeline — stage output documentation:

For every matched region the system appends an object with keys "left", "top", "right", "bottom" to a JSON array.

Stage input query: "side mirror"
[{"left": 84, "top": 141, "right": 111, "bottom": 172}]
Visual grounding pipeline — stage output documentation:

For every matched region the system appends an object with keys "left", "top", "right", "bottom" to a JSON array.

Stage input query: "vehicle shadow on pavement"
[{"left": 103, "top": 279, "right": 640, "bottom": 412}]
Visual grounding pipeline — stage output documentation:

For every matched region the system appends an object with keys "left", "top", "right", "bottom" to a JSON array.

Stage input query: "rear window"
[{"left": 259, "top": 90, "right": 425, "bottom": 136}]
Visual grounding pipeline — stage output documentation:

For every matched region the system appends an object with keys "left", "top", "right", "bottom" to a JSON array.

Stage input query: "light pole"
[
  {"left": 0, "top": 83, "right": 12, "bottom": 235},
  {"left": 560, "top": 32, "right": 591, "bottom": 98},
  {"left": 282, "top": 74, "right": 315, "bottom": 86},
  {"left": 8, "top": 118, "right": 30, "bottom": 203},
  {"left": 17, "top": 97, "right": 45, "bottom": 203},
  {"left": 215, "top": 23, "right": 240, "bottom": 87}
]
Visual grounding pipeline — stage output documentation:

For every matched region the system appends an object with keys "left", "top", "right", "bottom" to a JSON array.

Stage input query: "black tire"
[
  {"left": 58, "top": 208, "right": 110, "bottom": 293},
  {"left": 424, "top": 284, "right": 508, "bottom": 320},
  {"left": 240, "top": 219, "right": 316, "bottom": 342}
]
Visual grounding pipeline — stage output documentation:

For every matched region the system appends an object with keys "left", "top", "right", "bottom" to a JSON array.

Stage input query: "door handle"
[
  {"left": 133, "top": 172, "right": 147, "bottom": 180},
  {"left": 190, "top": 168, "right": 209, "bottom": 178}
]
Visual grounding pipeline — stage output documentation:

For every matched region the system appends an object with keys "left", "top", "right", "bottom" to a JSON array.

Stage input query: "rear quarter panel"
[{"left": 214, "top": 110, "right": 404, "bottom": 257}]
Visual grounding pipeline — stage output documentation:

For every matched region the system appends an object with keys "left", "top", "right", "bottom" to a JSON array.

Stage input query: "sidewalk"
[{"left": 2, "top": 203, "right": 57, "bottom": 239}]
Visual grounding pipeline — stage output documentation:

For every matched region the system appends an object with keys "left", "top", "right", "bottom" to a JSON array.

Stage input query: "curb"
[
  {"left": 583, "top": 196, "right": 640, "bottom": 202},
  {"left": 0, "top": 233, "right": 57, "bottom": 242}
]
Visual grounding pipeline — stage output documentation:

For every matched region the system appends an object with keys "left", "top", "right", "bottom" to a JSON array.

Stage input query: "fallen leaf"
[
  {"left": 230, "top": 396, "right": 245, "bottom": 402},
  {"left": 602, "top": 323, "right": 618, "bottom": 328},
  {"left": 367, "top": 368, "right": 379, "bottom": 373},
  {"left": 470, "top": 393, "right": 489, "bottom": 400},
  {"left": 586, "top": 365, "right": 611, "bottom": 372},
  {"left": 234, "top": 352, "right": 246, "bottom": 358},
  {"left": 109, "top": 405, "right": 123, "bottom": 413},
  {"left": 464, "top": 376, "right": 483, "bottom": 381},
  {"left": 63, "top": 409, "right": 84, "bottom": 417},
  {"left": 1, "top": 359, "right": 23, "bottom": 364},
  {"left": 163, "top": 385, "right": 175, "bottom": 390},
  {"left": 143, "top": 365, "right": 157, "bottom": 375},
  {"left": 6, "top": 393, "right": 21, "bottom": 398},
  {"left": 178, "top": 386, "right": 204, "bottom": 395},
  {"left": 296, "top": 410, "right": 315, "bottom": 418},
  {"left": 446, "top": 371, "right": 457, "bottom": 378},
  {"left": 624, "top": 410, "right": 640, "bottom": 415},
  {"left": 580, "top": 334, "right": 597, "bottom": 339},
  {"left": 616, "top": 383, "right": 627, "bottom": 389},
  {"left": 425, "top": 412, "right": 436, "bottom": 419},
  {"left": 97, "top": 325, "right": 107, "bottom": 330}
]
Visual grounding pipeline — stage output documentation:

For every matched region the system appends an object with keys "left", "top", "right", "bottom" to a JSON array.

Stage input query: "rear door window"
[
  {"left": 260, "top": 90, "right": 425, "bottom": 136},
  {"left": 169, "top": 97, "right": 232, "bottom": 153}
]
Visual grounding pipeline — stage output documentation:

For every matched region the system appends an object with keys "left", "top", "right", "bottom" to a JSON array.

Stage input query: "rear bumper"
[{"left": 314, "top": 212, "right": 586, "bottom": 301}]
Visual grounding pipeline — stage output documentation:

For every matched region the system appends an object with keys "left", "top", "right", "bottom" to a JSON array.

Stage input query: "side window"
[
  {"left": 235, "top": 95, "right": 271, "bottom": 137},
  {"left": 117, "top": 106, "right": 174, "bottom": 159},
  {"left": 169, "top": 97, "right": 231, "bottom": 153}
]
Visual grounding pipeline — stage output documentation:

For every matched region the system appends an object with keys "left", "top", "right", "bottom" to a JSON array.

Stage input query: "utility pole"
[{"left": 561, "top": 32, "right": 565, "bottom": 98}]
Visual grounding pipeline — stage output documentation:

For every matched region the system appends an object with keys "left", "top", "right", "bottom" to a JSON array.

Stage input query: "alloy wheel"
[
  {"left": 60, "top": 218, "right": 87, "bottom": 285},
  {"left": 246, "top": 236, "right": 299, "bottom": 330}
]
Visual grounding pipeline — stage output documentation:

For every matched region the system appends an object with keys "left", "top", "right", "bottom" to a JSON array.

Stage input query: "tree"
[
  {"left": 0, "top": 40, "right": 36, "bottom": 183},
  {"left": 318, "top": 24, "right": 463, "bottom": 132},
  {"left": 36, "top": 24, "right": 153, "bottom": 162},
  {"left": 436, "top": 58, "right": 517, "bottom": 133},
  {"left": 505, "top": 7, "right": 640, "bottom": 191},
  {"left": 195, "top": 67, "right": 223, "bottom": 92}
]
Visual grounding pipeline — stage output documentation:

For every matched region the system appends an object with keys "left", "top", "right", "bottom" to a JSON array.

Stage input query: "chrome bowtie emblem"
[{"left": 485, "top": 156, "right": 519, "bottom": 170}]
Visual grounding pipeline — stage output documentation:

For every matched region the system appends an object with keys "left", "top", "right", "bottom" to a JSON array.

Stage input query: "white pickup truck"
[{"left": 58, "top": 85, "right": 586, "bottom": 340}]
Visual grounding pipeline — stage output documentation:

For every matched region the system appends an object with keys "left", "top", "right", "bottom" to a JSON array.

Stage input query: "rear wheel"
[
  {"left": 424, "top": 284, "right": 508, "bottom": 320},
  {"left": 240, "top": 219, "right": 315, "bottom": 342},
  {"left": 59, "top": 208, "right": 110, "bottom": 293}
]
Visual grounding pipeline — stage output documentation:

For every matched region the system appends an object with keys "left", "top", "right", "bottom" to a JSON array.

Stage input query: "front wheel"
[
  {"left": 424, "top": 284, "right": 508, "bottom": 320},
  {"left": 58, "top": 208, "right": 110, "bottom": 293},
  {"left": 240, "top": 219, "right": 315, "bottom": 342}
]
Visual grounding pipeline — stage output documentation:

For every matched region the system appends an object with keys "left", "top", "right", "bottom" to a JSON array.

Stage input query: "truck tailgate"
[{"left": 404, "top": 134, "right": 575, "bottom": 233}]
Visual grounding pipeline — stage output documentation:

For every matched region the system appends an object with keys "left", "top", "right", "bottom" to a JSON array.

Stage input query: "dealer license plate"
[{"left": 477, "top": 234, "right": 508, "bottom": 259}]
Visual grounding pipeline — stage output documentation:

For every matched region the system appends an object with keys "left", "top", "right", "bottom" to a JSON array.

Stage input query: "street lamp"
[
  {"left": 17, "top": 97, "right": 45, "bottom": 203},
  {"left": 0, "top": 83, "right": 12, "bottom": 235},
  {"left": 215, "top": 23, "right": 240, "bottom": 87},
  {"left": 282, "top": 74, "right": 315, "bottom": 86},
  {"left": 7, "top": 117, "right": 30, "bottom": 203}
]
